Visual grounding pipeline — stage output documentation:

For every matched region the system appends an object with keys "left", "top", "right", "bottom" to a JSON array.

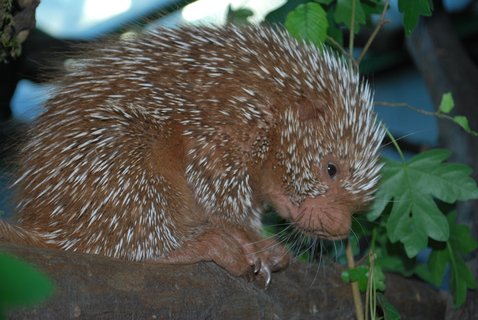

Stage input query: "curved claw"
[
  {"left": 165, "top": 223, "right": 290, "bottom": 284},
  {"left": 259, "top": 264, "right": 272, "bottom": 287},
  {"left": 253, "top": 257, "right": 262, "bottom": 274}
]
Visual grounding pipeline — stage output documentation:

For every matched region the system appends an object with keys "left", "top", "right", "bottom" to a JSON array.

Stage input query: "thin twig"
[
  {"left": 348, "top": 0, "right": 356, "bottom": 67},
  {"left": 366, "top": 253, "right": 377, "bottom": 320},
  {"left": 374, "top": 100, "right": 454, "bottom": 119},
  {"left": 375, "top": 100, "right": 434, "bottom": 115},
  {"left": 326, "top": 35, "right": 348, "bottom": 56},
  {"left": 357, "top": 0, "right": 391, "bottom": 64},
  {"left": 346, "top": 240, "right": 364, "bottom": 320}
]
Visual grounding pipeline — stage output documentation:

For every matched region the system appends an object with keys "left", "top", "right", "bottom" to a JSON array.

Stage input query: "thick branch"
[{"left": 1, "top": 241, "right": 445, "bottom": 319}]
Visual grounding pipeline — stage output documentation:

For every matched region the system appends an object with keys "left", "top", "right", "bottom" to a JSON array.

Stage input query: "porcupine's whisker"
[
  {"left": 296, "top": 231, "right": 315, "bottom": 259},
  {"left": 248, "top": 222, "right": 294, "bottom": 246},
  {"left": 301, "top": 235, "right": 320, "bottom": 278},
  {"left": 243, "top": 226, "right": 294, "bottom": 256},
  {"left": 266, "top": 225, "right": 297, "bottom": 250},
  {"left": 380, "top": 130, "right": 426, "bottom": 150},
  {"left": 283, "top": 226, "right": 305, "bottom": 253},
  {"left": 348, "top": 221, "right": 361, "bottom": 245},
  {"left": 310, "top": 237, "right": 325, "bottom": 287}
]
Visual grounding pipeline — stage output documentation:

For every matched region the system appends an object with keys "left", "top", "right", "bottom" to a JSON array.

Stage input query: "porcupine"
[{"left": 1, "top": 25, "right": 385, "bottom": 284}]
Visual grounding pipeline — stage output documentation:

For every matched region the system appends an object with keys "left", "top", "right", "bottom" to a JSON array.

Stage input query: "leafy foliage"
[
  {"left": 368, "top": 149, "right": 478, "bottom": 257},
  {"left": 438, "top": 92, "right": 454, "bottom": 113},
  {"left": 342, "top": 263, "right": 385, "bottom": 292},
  {"left": 363, "top": 150, "right": 478, "bottom": 307},
  {"left": 334, "top": 0, "right": 366, "bottom": 32},
  {"left": 436, "top": 92, "right": 478, "bottom": 136},
  {"left": 397, "top": 0, "right": 433, "bottom": 35},
  {"left": 0, "top": 253, "right": 54, "bottom": 318},
  {"left": 226, "top": 5, "right": 254, "bottom": 25},
  {"left": 285, "top": 2, "right": 329, "bottom": 46},
  {"left": 268, "top": 0, "right": 383, "bottom": 47},
  {"left": 377, "top": 293, "right": 401, "bottom": 320},
  {"left": 426, "top": 213, "right": 478, "bottom": 307},
  {"left": 271, "top": 0, "right": 478, "bottom": 313}
]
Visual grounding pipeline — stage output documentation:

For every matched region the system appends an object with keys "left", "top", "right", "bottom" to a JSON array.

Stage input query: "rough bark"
[
  {"left": 0, "top": 0, "right": 40, "bottom": 62},
  {"left": 405, "top": 4, "right": 478, "bottom": 318},
  {"left": 1, "top": 241, "right": 446, "bottom": 320},
  {"left": 0, "top": 0, "right": 40, "bottom": 120}
]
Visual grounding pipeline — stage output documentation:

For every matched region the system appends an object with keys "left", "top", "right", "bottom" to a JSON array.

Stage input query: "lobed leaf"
[
  {"left": 370, "top": 149, "right": 478, "bottom": 257},
  {"left": 398, "top": 0, "right": 432, "bottom": 35},
  {"left": 427, "top": 249, "right": 448, "bottom": 287},
  {"left": 377, "top": 293, "right": 401, "bottom": 320},
  {"left": 453, "top": 258, "right": 477, "bottom": 307},
  {"left": 449, "top": 242, "right": 478, "bottom": 307},
  {"left": 425, "top": 212, "right": 478, "bottom": 307}
]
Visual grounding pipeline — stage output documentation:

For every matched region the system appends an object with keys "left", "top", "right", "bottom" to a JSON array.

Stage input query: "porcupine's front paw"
[{"left": 158, "top": 225, "right": 290, "bottom": 285}]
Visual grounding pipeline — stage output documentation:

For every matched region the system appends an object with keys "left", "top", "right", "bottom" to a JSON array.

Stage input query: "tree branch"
[{"left": 1, "top": 241, "right": 446, "bottom": 319}]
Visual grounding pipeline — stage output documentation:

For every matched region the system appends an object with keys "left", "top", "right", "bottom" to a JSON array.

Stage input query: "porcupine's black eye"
[{"left": 327, "top": 163, "right": 337, "bottom": 179}]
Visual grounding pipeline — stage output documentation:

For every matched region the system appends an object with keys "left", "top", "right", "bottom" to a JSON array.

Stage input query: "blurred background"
[{"left": 0, "top": 0, "right": 477, "bottom": 214}]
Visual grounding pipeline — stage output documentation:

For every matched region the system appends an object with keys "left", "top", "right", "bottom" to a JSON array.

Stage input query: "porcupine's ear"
[{"left": 297, "top": 92, "right": 327, "bottom": 121}]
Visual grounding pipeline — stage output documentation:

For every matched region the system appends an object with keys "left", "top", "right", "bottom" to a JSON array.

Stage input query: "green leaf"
[
  {"left": 366, "top": 158, "right": 401, "bottom": 221},
  {"left": 398, "top": 0, "right": 433, "bottom": 35},
  {"left": 264, "top": 0, "right": 310, "bottom": 24},
  {"left": 371, "top": 149, "right": 478, "bottom": 258},
  {"left": 285, "top": 2, "right": 329, "bottom": 46},
  {"left": 366, "top": 185, "right": 389, "bottom": 221},
  {"left": 370, "top": 263, "right": 386, "bottom": 292},
  {"left": 377, "top": 254, "right": 413, "bottom": 276},
  {"left": 438, "top": 92, "right": 454, "bottom": 113},
  {"left": 226, "top": 5, "right": 254, "bottom": 25},
  {"left": 334, "top": 0, "right": 366, "bottom": 33},
  {"left": 436, "top": 93, "right": 477, "bottom": 136},
  {"left": 341, "top": 265, "right": 369, "bottom": 292},
  {"left": 377, "top": 293, "right": 401, "bottom": 320},
  {"left": 362, "top": 0, "right": 386, "bottom": 22},
  {"left": 424, "top": 212, "right": 478, "bottom": 307},
  {"left": 453, "top": 116, "right": 478, "bottom": 136},
  {"left": 316, "top": 0, "right": 334, "bottom": 4},
  {"left": 453, "top": 256, "right": 477, "bottom": 307},
  {"left": 0, "top": 253, "right": 54, "bottom": 313},
  {"left": 451, "top": 225, "right": 478, "bottom": 255},
  {"left": 342, "top": 262, "right": 386, "bottom": 293},
  {"left": 413, "top": 263, "right": 435, "bottom": 284},
  {"left": 407, "top": 150, "right": 478, "bottom": 202},
  {"left": 413, "top": 196, "right": 448, "bottom": 241},
  {"left": 326, "top": 9, "right": 343, "bottom": 46},
  {"left": 427, "top": 248, "right": 448, "bottom": 286},
  {"left": 448, "top": 212, "right": 478, "bottom": 307}
]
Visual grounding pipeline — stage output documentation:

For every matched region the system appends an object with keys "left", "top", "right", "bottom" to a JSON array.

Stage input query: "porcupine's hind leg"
[{"left": 0, "top": 219, "right": 48, "bottom": 247}]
